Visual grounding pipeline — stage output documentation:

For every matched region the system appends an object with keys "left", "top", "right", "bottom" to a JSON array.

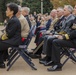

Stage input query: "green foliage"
[
  {"left": 22, "top": 0, "right": 53, "bottom": 14},
  {"left": 51, "top": 0, "right": 76, "bottom": 8},
  {"left": 43, "top": 0, "right": 53, "bottom": 14},
  {"left": 0, "top": 0, "right": 53, "bottom": 21},
  {"left": 0, "top": 0, "right": 20, "bottom": 21}
]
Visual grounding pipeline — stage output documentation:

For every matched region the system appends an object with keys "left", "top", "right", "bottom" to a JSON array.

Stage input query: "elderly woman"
[{"left": 0, "top": 3, "right": 21, "bottom": 68}]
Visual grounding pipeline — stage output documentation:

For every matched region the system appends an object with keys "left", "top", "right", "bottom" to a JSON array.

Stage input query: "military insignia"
[{"left": 72, "top": 23, "right": 76, "bottom": 29}]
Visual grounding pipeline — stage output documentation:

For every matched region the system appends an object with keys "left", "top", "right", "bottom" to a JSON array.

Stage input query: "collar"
[{"left": 65, "top": 14, "right": 72, "bottom": 20}]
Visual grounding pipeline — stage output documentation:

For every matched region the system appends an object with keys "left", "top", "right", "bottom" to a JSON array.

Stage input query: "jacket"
[
  {"left": 3, "top": 16, "right": 22, "bottom": 46},
  {"left": 18, "top": 14, "right": 30, "bottom": 38}
]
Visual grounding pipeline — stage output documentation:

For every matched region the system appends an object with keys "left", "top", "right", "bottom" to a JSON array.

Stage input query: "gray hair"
[
  {"left": 64, "top": 5, "right": 73, "bottom": 13},
  {"left": 22, "top": 7, "right": 30, "bottom": 14},
  {"left": 18, "top": 5, "right": 22, "bottom": 11},
  {"left": 57, "top": 7, "right": 64, "bottom": 12}
]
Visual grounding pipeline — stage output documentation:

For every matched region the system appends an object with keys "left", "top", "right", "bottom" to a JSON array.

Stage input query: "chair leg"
[
  {"left": 21, "top": 49, "right": 32, "bottom": 61},
  {"left": 7, "top": 55, "right": 20, "bottom": 71},
  {"left": 62, "top": 57, "right": 70, "bottom": 67},
  {"left": 33, "top": 41, "right": 44, "bottom": 54},
  {"left": 62, "top": 49, "right": 76, "bottom": 67},
  {"left": 67, "top": 49, "right": 76, "bottom": 62},
  {"left": 9, "top": 50, "right": 17, "bottom": 59},
  {"left": 7, "top": 51, "right": 18, "bottom": 66},
  {"left": 18, "top": 49, "right": 37, "bottom": 70}
]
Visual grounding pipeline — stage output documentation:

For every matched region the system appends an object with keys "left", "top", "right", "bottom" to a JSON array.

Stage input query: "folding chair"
[
  {"left": 7, "top": 26, "right": 37, "bottom": 71},
  {"left": 60, "top": 47, "right": 76, "bottom": 67},
  {"left": 33, "top": 41, "right": 44, "bottom": 54}
]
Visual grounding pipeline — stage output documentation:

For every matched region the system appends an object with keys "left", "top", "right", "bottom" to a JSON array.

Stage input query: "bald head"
[{"left": 50, "top": 9, "right": 57, "bottom": 19}]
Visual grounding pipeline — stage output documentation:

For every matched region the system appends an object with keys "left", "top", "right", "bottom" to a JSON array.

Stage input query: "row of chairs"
[{"left": 1, "top": 25, "right": 76, "bottom": 71}]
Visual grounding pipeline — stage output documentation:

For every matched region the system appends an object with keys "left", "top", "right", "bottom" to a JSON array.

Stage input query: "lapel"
[{"left": 62, "top": 14, "right": 75, "bottom": 28}]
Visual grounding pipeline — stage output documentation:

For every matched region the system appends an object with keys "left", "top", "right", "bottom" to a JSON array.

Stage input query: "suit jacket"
[
  {"left": 54, "top": 16, "right": 65, "bottom": 32},
  {"left": 59, "top": 14, "right": 75, "bottom": 34},
  {"left": 49, "top": 16, "right": 65, "bottom": 34},
  {"left": 60, "top": 14, "right": 75, "bottom": 32},
  {"left": 61, "top": 16, "right": 76, "bottom": 46},
  {"left": 3, "top": 16, "right": 21, "bottom": 46},
  {"left": 18, "top": 14, "right": 30, "bottom": 38},
  {"left": 46, "top": 19, "right": 52, "bottom": 30},
  {"left": 25, "top": 15, "right": 31, "bottom": 29}
]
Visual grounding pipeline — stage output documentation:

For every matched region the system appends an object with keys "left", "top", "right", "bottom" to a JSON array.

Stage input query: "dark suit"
[
  {"left": 53, "top": 16, "right": 65, "bottom": 33},
  {"left": 47, "top": 15, "right": 76, "bottom": 65},
  {"left": 25, "top": 15, "right": 31, "bottom": 29},
  {"left": 42, "top": 16, "right": 65, "bottom": 54},
  {"left": 0, "top": 16, "right": 21, "bottom": 63},
  {"left": 51, "top": 17, "right": 76, "bottom": 64},
  {"left": 46, "top": 14, "right": 75, "bottom": 57}
]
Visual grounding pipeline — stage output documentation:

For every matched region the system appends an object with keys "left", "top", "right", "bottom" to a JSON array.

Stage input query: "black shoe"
[
  {"left": 39, "top": 56, "right": 51, "bottom": 64},
  {"left": 28, "top": 52, "right": 33, "bottom": 54},
  {"left": 31, "top": 48, "right": 36, "bottom": 51},
  {"left": 39, "top": 56, "right": 47, "bottom": 61},
  {"left": 30, "top": 54, "right": 41, "bottom": 59},
  {"left": 0, "top": 63, "right": 5, "bottom": 68},
  {"left": 44, "top": 61, "right": 54, "bottom": 66},
  {"left": 47, "top": 65, "right": 62, "bottom": 71},
  {"left": 39, "top": 56, "right": 49, "bottom": 64},
  {"left": 39, "top": 60, "right": 47, "bottom": 64}
]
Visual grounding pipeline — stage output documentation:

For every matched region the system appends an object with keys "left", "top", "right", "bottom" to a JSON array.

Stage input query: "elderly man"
[
  {"left": 42, "top": 7, "right": 64, "bottom": 55},
  {"left": 46, "top": 5, "right": 75, "bottom": 71},
  {"left": 21, "top": 7, "right": 31, "bottom": 29},
  {"left": 16, "top": 6, "right": 30, "bottom": 42},
  {"left": 34, "top": 9, "right": 57, "bottom": 44}
]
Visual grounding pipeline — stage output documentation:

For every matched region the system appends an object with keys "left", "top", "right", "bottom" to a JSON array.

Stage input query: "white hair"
[
  {"left": 22, "top": 7, "right": 30, "bottom": 14},
  {"left": 51, "top": 9, "right": 57, "bottom": 12}
]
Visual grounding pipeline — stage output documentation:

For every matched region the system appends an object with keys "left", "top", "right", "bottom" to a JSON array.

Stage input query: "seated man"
[
  {"left": 34, "top": 9, "right": 57, "bottom": 46},
  {"left": 42, "top": 7, "right": 64, "bottom": 54},
  {"left": 0, "top": 3, "right": 21, "bottom": 68},
  {"left": 47, "top": 6, "right": 76, "bottom": 71},
  {"left": 16, "top": 5, "right": 30, "bottom": 44},
  {"left": 2, "top": 5, "right": 30, "bottom": 62}
]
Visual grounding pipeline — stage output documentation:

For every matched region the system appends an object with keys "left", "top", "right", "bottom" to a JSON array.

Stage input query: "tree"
[
  {"left": 0, "top": 0, "right": 20, "bottom": 22},
  {"left": 43, "top": 0, "right": 53, "bottom": 14},
  {"left": 51, "top": 0, "right": 76, "bottom": 8},
  {"left": 22, "top": 0, "right": 53, "bottom": 14}
]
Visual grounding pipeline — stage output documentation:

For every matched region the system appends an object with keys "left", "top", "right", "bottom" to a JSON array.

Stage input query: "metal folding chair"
[
  {"left": 7, "top": 26, "right": 37, "bottom": 71},
  {"left": 60, "top": 48, "right": 76, "bottom": 67}
]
